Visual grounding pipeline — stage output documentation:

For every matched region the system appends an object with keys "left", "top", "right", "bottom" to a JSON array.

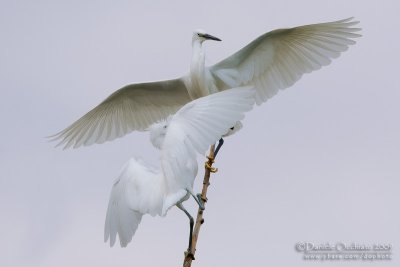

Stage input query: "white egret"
[
  {"left": 104, "top": 87, "right": 255, "bottom": 249},
  {"left": 51, "top": 18, "right": 361, "bottom": 148}
]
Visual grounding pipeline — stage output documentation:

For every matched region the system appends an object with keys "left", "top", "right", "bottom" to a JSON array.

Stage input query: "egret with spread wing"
[
  {"left": 52, "top": 18, "right": 361, "bottom": 148},
  {"left": 104, "top": 87, "right": 255, "bottom": 250}
]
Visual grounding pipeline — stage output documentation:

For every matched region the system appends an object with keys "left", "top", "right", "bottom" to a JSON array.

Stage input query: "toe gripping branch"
[
  {"left": 205, "top": 156, "right": 218, "bottom": 173},
  {"left": 204, "top": 138, "right": 223, "bottom": 173}
]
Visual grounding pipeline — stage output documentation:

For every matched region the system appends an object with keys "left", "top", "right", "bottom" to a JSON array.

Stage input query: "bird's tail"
[{"left": 104, "top": 158, "right": 164, "bottom": 247}]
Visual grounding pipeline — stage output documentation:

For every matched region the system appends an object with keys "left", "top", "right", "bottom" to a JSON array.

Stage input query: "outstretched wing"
[
  {"left": 161, "top": 87, "right": 255, "bottom": 213},
  {"left": 51, "top": 78, "right": 191, "bottom": 149},
  {"left": 209, "top": 17, "right": 361, "bottom": 104},
  {"left": 104, "top": 158, "right": 163, "bottom": 247}
]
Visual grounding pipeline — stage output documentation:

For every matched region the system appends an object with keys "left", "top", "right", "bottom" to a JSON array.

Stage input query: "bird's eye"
[{"left": 197, "top": 33, "right": 201, "bottom": 37}]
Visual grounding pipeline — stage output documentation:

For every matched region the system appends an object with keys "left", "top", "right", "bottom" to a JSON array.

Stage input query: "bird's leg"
[
  {"left": 213, "top": 138, "right": 224, "bottom": 158},
  {"left": 176, "top": 203, "right": 194, "bottom": 257},
  {"left": 189, "top": 190, "right": 205, "bottom": 210}
]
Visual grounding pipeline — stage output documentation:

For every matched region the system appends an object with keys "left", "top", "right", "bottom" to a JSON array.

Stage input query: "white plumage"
[
  {"left": 51, "top": 18, "right": 361, "bottom": 149},
  {"left": 104, "top": 87, "right": 255, "bottom": 247}
]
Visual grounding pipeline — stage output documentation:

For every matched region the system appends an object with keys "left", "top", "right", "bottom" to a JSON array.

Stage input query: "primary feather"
[
  {"left": 210, "top": 17, "right": 361, "bottom": 104},
  {"left": 104, "top": 158, "right": 164, "bottom": 247}
]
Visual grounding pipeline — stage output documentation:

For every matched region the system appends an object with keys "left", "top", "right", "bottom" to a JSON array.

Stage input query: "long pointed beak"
[{"left": 203, "top": 33, "right": 221, "bottom": 41}]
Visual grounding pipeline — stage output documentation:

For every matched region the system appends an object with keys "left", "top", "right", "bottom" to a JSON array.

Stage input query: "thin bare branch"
[{"left": 183, "top": 144, "right": 216, "bottom": 267}]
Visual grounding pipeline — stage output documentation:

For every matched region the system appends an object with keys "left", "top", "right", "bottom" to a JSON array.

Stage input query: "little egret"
[
  {"left": 52, "top": 18, "right": 361, "bottom": 148},
  {"left": 104, "top": 87, "right": 255, "bottom": 249}
]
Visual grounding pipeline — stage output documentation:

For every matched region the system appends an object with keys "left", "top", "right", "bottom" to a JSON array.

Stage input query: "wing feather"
[
  {"left": 51, "top": 78, "right": 191, "bottom": 149},
  {"left": 160, "top": 87, "right": 256, "bottom": 213},
  {"left": 209, "top": 17, "right": 361, "bottom": 104}
]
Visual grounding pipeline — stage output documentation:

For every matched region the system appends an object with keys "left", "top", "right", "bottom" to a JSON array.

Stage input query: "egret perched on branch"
[
  {"left": 51, "top": 18, "right": 361, "bottom": 148},
  {"left": 104, "top": 87, "right": 255, "bottom": 249}
]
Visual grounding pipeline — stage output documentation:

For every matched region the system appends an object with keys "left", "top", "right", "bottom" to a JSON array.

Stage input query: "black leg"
[
  {"left": 214, "top": 138, "right": 224, "bottom": 158},
  {"left": 177, "top": 203, "right": 194, "bottom": 253}
]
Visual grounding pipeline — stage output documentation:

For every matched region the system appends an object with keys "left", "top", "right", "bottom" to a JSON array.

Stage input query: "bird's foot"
[
  {"left": 205, "top": 162, "right": 218, "bottom": 173},
  {"left": 205, "top": 156, "right": 218, "bottom": 173}
]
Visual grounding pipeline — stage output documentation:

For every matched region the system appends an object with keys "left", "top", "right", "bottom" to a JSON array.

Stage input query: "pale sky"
[{"left": 1, "top": 1, "right": 399, "bottom": 266}]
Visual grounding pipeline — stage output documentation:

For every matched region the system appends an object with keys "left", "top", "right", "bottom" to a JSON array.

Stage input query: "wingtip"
[
  {"left": 45, "top": 131, "right": 71, "bottom": 150},
  {"left": 335, "top": 17, "right": 355, "bottom": 23}
]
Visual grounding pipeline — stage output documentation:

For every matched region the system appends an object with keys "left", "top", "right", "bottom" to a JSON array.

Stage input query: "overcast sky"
[{"left": 1, "top": 0, "right": 399, "bottom": 266}]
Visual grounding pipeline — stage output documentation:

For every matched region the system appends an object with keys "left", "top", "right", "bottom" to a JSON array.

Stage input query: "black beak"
[{"left": 203, "top": 33, "right": 221, "bottom": 41}]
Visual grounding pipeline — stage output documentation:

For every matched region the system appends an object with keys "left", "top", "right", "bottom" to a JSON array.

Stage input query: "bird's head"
[
  {"left": 192, "top": 29, "right": 221, "bottom": 44},
  {"left": 148, "top": 118, "right": 171, "bottom": 150}
]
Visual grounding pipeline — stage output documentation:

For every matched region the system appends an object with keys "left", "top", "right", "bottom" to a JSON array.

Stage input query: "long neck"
[{"left": 189, "top": 41, "right": 208, "bottom": 98}]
